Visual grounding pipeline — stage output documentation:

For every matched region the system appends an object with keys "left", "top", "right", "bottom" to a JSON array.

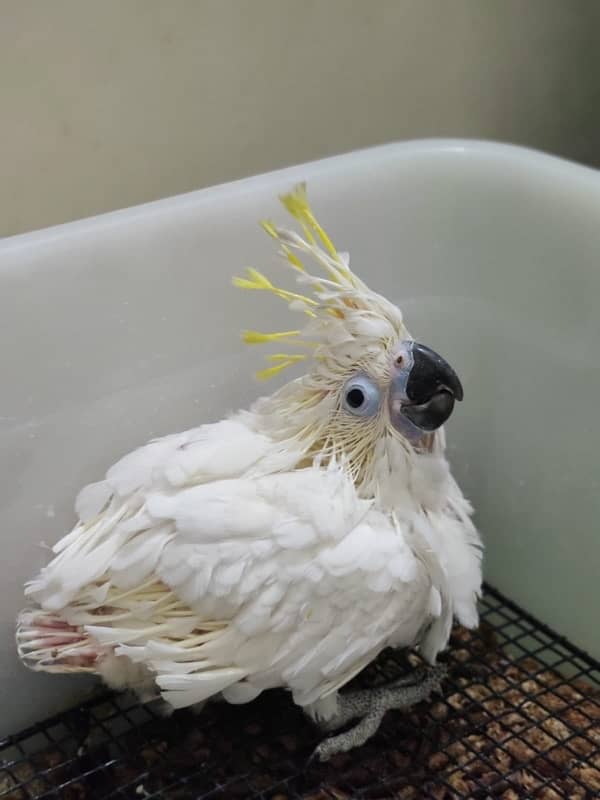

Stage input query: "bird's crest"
[{"left": 234, "top": 183, "right": 406, "bottom": 381}]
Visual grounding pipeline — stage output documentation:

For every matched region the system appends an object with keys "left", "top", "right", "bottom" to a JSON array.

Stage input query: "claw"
[
  {"left": 307, "top": 739, "right": 336, "bottom": 765},
  {"left": 310, "top": 740, "right": 333, "bottom": 763},
  {"left": 307, "top": 743, "right": 327, "bottom": 765}
]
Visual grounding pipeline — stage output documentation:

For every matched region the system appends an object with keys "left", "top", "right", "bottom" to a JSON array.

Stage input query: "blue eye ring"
[{"left": 341, "top": 374, "right": 381, "bottom": 417}]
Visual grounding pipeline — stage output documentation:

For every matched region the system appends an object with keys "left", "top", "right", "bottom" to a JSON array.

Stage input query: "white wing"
[
  {"left": 22, "top": 419, "right": 448, "bottom": 711},
  {"left": 75, "top": 416, "right": 296, "bottom": 521},
  {"left": 146, "top": 465, "right": 443, "bottom": 709}
]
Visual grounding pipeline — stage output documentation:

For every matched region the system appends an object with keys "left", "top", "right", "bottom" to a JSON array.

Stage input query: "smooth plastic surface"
[{"left": 1, "top": 140, "right": 599, "bottom": 736}]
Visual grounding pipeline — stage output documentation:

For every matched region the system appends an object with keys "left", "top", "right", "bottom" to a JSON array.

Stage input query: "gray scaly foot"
[{"left": 311, "top": 664, "right": 447, "bottom": 762}]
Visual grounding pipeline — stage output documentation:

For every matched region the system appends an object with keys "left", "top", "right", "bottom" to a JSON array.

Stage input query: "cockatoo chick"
[{"left": 17, "top": 185, "right": 482, "bottom": 761}]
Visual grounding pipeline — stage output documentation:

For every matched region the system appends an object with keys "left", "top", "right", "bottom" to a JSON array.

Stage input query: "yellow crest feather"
[
  {"left": 235, "top": 183, "right": 359, "bottom": 380},
  {"left": 242, "top": 330, "right": 301, "bottom": 344}
]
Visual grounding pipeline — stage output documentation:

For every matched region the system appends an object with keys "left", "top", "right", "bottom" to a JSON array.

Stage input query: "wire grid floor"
[{"left": 1, "top": 584, "right": 599, "bottom": 800}]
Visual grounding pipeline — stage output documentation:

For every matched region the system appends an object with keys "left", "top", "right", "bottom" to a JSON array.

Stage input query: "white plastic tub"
[{"left": 1, "top": 141, "right": 598, "bottom": 737}]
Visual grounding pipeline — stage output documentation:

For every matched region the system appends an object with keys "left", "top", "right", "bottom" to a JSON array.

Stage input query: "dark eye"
[{"left": 341, "top": 375, "right": 381, "bottom": 417}]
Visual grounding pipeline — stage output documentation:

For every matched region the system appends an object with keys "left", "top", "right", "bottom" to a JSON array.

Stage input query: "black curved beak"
[{"left": 389, "top": 341, "right": 463, "bottom": 433}]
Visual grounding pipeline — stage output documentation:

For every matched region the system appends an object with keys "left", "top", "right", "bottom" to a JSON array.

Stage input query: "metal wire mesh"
[{"left": 1, "top": 583, "right": 599, "bottom": 800}]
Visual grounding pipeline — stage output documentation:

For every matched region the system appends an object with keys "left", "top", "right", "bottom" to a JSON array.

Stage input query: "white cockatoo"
[{"left": 17, "top": 185, "right": 482, "bottom": 760}]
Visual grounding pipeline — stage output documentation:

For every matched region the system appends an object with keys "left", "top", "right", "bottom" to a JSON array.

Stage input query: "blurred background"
[{"left": 2, "top": 0, "right": 600, "bottom": 238}]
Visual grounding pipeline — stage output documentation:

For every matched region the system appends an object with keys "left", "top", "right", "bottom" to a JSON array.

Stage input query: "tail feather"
[
  {"left": 16, "top": 581, "right": 244, "bottom": 713},
  {"left": 16, "top": 609, "right": 105, "bottom": 673}
]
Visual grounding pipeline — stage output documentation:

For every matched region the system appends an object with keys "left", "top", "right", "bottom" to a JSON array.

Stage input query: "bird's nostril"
[{"left": 395, "top": 355, "right": 404, "bottom": 367}]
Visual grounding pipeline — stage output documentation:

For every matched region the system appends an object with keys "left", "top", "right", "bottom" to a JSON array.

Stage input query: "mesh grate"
[{"left": 1, "top": 584, "right": 599, "bottom": 799}]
